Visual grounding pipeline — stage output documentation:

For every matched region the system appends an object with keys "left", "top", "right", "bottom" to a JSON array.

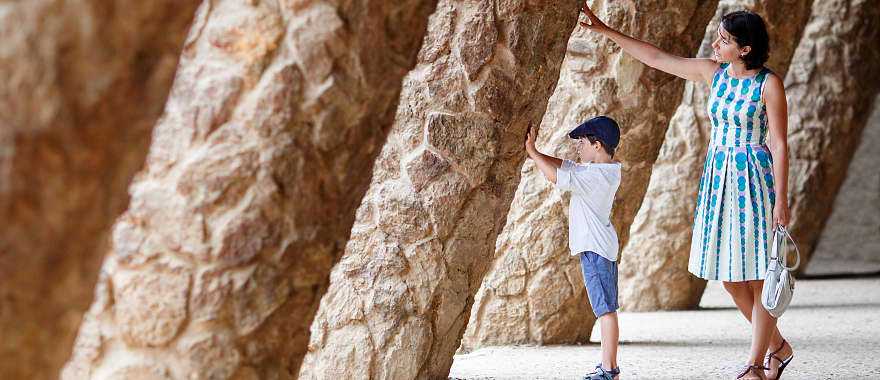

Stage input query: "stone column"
[
  {"left": 0, "top": 1, "right": 200, "bottom": 378},
  {"left": 299, "top": 1, "right": 578, "bottom": 378},
  {"left": 808, "top": 95, "right": 880, "bottom": 275},
  {"left": 461, "top": 0, "right": 718, "bottom": 350},
  {"left": 60, "top": 0, "right": 436, "bottom": 378},
  {"left": 786, "top": 0, "right": 880, "bottom": 273},
  {"left": 617, "top": 0, "right": 812, "bottom": 311}
]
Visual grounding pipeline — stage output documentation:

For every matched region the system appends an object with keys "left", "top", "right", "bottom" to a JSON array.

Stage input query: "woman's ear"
[{"left": 740, "top": 45, "right": 752, "bottom": 57}]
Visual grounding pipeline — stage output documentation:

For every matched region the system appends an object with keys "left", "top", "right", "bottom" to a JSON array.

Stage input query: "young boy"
[{"left": 524, "top": 116, "right": 622, "bottom": 380}]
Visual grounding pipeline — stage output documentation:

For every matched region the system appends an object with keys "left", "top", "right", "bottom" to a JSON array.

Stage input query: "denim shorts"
[{"left": 579, "top": 251, "right": 619, "bottom": 317}]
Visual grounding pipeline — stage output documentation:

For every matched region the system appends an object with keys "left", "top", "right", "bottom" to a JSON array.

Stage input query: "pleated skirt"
[{"left": 688, "top": 143, "right": 776, "bottom": 282}]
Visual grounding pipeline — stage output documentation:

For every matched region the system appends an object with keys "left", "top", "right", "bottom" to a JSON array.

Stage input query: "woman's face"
[{"left": 711, "top": 25, "right": 749, "bottom": 63}]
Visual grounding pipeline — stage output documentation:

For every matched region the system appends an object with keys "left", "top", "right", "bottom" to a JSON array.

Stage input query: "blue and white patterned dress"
[{"left": 688, "top": 63, "right": 776, "bottom": 282}]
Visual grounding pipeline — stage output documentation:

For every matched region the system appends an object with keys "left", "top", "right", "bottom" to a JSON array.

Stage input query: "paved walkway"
[{"left": 450, "top": 278, "right": 880, "bottom": 379}]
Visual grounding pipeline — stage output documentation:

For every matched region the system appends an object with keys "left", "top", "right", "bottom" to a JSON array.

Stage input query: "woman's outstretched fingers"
[
  {"left": 579, "top": 1, "right": 605, "bottom": 30},
  {"left": 579, "top": 1, "right": 593, "bottom": 28}
]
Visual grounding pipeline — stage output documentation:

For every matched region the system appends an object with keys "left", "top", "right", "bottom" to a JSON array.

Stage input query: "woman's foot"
[
  {"left": 765, "top": 340, "right": 794, "bottom": 379},
  {"left": 736, "top": 364, "right": 768, "bottom": 380}
]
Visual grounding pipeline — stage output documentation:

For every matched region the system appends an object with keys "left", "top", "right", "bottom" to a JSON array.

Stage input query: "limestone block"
[
  {"left": 0, "top": 1, "right": 200, "bottom": 378},
  {"left": 61, "top": 0, "right": 436, "bottom": 378},
  {"left": 808, "top": 96, "right": 880, "bottom": 275},
  {"left": 300, "top": 1, "right": 579, "bottom": 378},
  {"left": 786, "top": 0, "right": 880, "bottom": 272}
]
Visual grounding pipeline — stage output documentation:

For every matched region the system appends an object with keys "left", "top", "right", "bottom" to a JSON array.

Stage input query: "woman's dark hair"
[
  {"left": 721, "top": 11, "right": 770, "bottom": 70},
  {"left": 586, "top": 135, "right": 615, "bottom": 158}
]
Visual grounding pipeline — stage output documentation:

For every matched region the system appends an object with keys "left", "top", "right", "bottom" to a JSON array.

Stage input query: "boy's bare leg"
[{"left": 599, "top": 311, "right": 619, "bottom": 371}]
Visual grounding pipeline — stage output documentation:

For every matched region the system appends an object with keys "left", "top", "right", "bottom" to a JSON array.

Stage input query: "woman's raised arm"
[{"left": 580, "top": 2, "right": 718, "bottom": 84}]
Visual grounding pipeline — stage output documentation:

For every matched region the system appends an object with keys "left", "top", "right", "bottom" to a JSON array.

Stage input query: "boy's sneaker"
[{"left": 583, "top": 364, "right": 620, "bottom": 380}]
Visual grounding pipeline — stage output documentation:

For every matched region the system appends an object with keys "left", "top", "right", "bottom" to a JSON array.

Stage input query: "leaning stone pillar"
[
  {"left": 461, "top": 0, "right": 718, "bottom": 350},
  {"left": 786, "top": 0, "right": 880, "bottom": 273},
  {"left": 0, "top": 1, "right": 200, "bottom": 378},
  {"left": 617, "top": 0, "right": 812, "bottom": 311},
  {"left": 299, "top": 1, "right": 578, "bottom": 378},
  {"left": 808, "top": 96, "right": 880, "bottom": 274},
  {"left": 61, "top": 0, "right": 436, "bottom": 378}
]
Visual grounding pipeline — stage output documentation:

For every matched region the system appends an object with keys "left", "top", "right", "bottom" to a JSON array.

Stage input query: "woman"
[{"left": 578, "top": 3, "right": 793, "bottom": 380}]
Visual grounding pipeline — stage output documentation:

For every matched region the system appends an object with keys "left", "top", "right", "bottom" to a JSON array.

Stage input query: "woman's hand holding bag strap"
[{"left": 761, "top": 224, "right": 801, "bottom": 318}]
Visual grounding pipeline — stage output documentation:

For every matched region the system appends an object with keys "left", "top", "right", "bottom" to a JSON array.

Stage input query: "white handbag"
[{"left": 761, "top": 225, "right": 801, "bottom": 318}]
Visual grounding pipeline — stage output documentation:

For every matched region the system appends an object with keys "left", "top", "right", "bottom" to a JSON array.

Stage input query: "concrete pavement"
[{"left": 450, "top": 278, "right": 880, "bottom": 379}]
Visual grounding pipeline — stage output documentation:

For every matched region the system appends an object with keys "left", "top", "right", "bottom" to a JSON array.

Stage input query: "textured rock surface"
[
  {"left": 61, "top": 0, "right": 436, "bottom": 378},
  {"left": 785, "top": 0, "right": 880, "bottom": 273},
  {"left": 808, "top": 96, "right": 880, "bottom": 275},
  {"left": 461, "top": 0, "right": 718, "bottom": 350},
  {"left": 617, "top": 0, "right": 812, "bottom": 311},
  {"left": 299, "top": 1, "right": 578, "bottom": 378},
  {"left": 0, "top": 1, "right": 200, "bottom": 378}
]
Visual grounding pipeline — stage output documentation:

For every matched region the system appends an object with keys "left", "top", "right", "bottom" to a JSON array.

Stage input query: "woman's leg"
[
  {"left": 748, "top": 282, "right": 793, "bottom": 379},
  {"left": 723, "top": 281, "right": 793, "bottom": 379},
  {"left": 723, "top": 281, "right": 787, "bottom": 353},
  {"left": 723, "top": 281, "right": 755, "bottom": 318},
  {"left": 747, "top": 281, "right": 776, "bottom": 367},
  {"left": 723, "top": 281, "right": 764, "bottom": 379},
  {"left": 765, "top": 334, "right": 793, "bottom": 379}
]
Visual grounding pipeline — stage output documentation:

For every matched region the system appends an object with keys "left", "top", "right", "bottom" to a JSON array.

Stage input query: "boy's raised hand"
[
  {"left": 525, "top": 123, "right": 537, "bottom": 158},
  {"left": 579, "top": 1, "right": 608, "bottom": 32}
]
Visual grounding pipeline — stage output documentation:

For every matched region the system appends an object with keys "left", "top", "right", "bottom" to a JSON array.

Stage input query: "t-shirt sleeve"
[
  {"left": 556, "top": 160, "right": 598, "bottom": 195},
  {"left": 555, "top": 159, "right": 575, "bottom": 191}
]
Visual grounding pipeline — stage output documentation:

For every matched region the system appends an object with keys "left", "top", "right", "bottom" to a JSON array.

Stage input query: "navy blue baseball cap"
[{"left": 568, "top": 116, "right": 620, "bottom": 150}]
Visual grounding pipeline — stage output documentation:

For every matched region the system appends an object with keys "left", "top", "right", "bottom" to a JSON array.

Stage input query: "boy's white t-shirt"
[{"left": 555, "top": 159, "right": 622, "bottom": 261}]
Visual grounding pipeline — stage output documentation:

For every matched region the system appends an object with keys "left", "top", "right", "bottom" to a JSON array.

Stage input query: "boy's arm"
[{"left": 525, "top": 125, "right": 563, "bottom": 184}]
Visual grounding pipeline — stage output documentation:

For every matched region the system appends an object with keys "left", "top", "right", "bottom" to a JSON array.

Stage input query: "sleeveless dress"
[{"left": 688, "top": 63, "right": 776, "bottom": 282}]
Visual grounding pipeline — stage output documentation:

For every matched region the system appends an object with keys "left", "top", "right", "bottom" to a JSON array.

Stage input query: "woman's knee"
[
  {"left": 722, "top": 281, "right": 748, "bottom": 294},
  {"left": 747, "top": 280, "right": 765, "bottom": 293}
]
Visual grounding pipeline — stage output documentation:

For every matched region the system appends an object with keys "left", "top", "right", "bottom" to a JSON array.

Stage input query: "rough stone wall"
[
  {"left": 617, "top": 0, "right": 813, "bottom": 311},
  {"left": 60, "top": 0, "right": 436, "bottom": 378},
  {"left": 0, "top": 1, "right": 200, "bottom": 378},
  {"left": 299, "top": 1, "right": 578, "bottom": 378},
  {"left": 786, "top": 0, "right": 880, "bottom": 273},
  {"left": 461, "top": 0, "right": 718, "bottom": 350},
  {"left": 808, "top": 95, "right": 880, "bottom": 275}
]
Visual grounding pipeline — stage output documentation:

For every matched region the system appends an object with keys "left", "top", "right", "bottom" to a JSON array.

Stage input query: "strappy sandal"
[
  {"left": 583, "top": 363, "right": 620, "bottom": 380},
  {"left": 736, "top": 364, "right": 768, "bottom": 380},
  {"left": 765, "top": 340, "right": 794, "bottom": 379}
]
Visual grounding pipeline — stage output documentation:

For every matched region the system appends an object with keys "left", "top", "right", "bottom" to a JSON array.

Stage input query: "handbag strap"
[{"left": 774, "top": 225, "right": 801, "bottom": 271}]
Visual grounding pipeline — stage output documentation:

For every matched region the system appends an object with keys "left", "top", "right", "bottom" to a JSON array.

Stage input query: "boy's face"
[{"left": 575, "top": 137, "right": 605, "bottom": 163}]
